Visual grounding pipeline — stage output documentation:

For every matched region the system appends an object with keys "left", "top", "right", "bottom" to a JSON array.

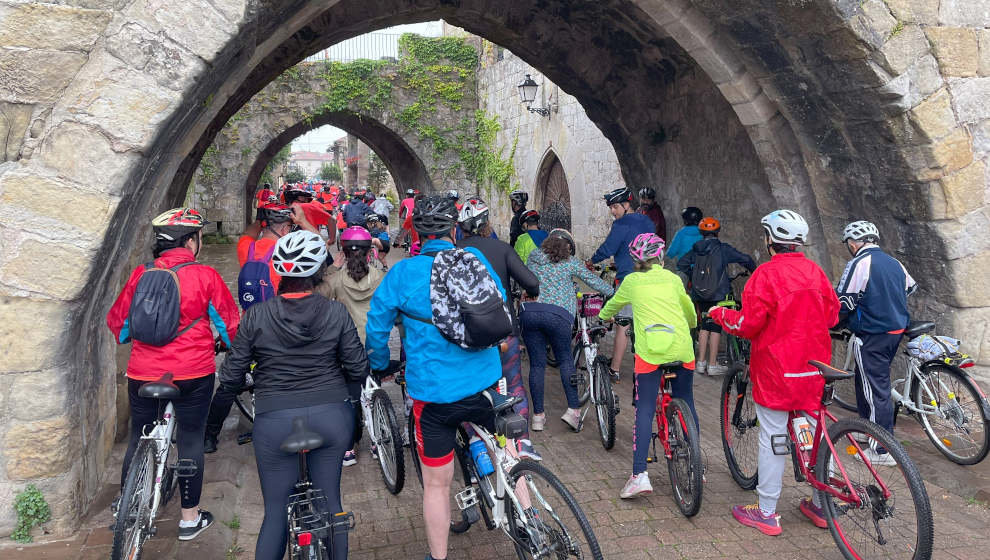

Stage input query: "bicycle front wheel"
[
  {"left": 570, "top": 336, "right": 590, "bottom": 407},
  {"left": 371, "top": 389, "right": 405, "bottom": 494},
  {"left": 407, "top": 410, "right": 423, "bottom": 489},
  {"left": 720, "top": 365, "right": 759, "bottom": 490},
  {"left": 816, "top": 417, "right": 933, "bottom": 560},
  {"left": 665, "top": 398, "right": 703, "bottom": 517},
  {"left": 112, "top": 440, "right": 156, "bottom": 560},
  {"left": 235, "top": 387, "right": 255, "bottom": 424},
  {"left": 592, "top": 356, "right": 616, "bottom": 450},
  {"left": 914, "top": 363, "right": 990, "bottom": 465},
  {"left": 507, "top": 461, "right": 603, "bottom": 560}
]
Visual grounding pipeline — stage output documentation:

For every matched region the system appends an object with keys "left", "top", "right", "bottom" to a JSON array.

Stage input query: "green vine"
[
  {"left": 460, "top": 110, "right": 518, "bottom": 196},
  {"left": 199, "top": 145, "right": 221, "bottom": 182},
  {"left": 12, "top": 485, "right": 50, "bottom": 543}
]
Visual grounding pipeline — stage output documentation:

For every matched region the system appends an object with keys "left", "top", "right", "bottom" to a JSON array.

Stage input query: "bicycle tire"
[
  {"left": 371, "top": 389, "right": 406, "bottom": 494},
  {"left": 453, "top": 427, "right": 495, "bottom": 532},
  {"left": 570, "top": 336, "right": 590, "bottom": 407},
  {"left": 508, "top": 460, "right": 603, "bottom": 560},
  {"left": 913, "top": 363, "right": 990, "bottom": 465},
  {"left": 235, "top": 387, "right": 255, "bottom": 424},
  {"left": 408, "top": 410, "right": 423, "bottom": 489},
  {"left": 546, "top": 342, "right": 559, "bottom": 368},
  {"left": 665, "top": 398, "right": 703, "bottom": 517},
  {"left": 815, "top": 417, "right": 933, "bottom": 560},
  {"left": 720, "top": 365, "right": 759, "bottom": 490},
  {"left": 592, "top": 356, "right": 616, "bottom": 450},
  {"left": 111, "top": 440, "right": 155, "bottom": 560}
]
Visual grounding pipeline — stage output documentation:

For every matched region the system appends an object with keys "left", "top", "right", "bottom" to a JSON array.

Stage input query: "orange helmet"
[{"left": 698, "top": 217, "right": 721, "bottom": 233}]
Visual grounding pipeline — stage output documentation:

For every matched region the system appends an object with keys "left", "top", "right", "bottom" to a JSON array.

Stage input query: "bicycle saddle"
[
  {"left": 280, "top": 417, "right": 324, "bottom": 454},
  {"left": 658, "top": 361, "right": 684, "bottom": 371},
  {"left": 137, "top": 373, "right": 181, "bottom": 400},
  {"left": 482, "top": 389, "right": 522, "bottom": 415},
  {"left": 904, "top": 321, "right": 936, "bottom": 338},
  {"left": 808, "top": 360, "right": 854, "bottom": 382}
]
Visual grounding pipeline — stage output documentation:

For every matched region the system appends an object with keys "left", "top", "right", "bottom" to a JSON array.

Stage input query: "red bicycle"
[
  {"left": 722, "top": 360, "right": 933, "bottom": 559},
  {"left": 644, "top": 360, "right": 703, "bottom": 517}
]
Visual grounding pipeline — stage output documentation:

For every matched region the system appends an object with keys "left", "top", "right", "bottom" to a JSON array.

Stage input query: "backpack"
[
  {"left": 405, "top": 248, "right": 512, "bottom": 350},
  {"left": 128, "top": 262, "right": 201, "bottom": 346},
  {"left": 343, "top": 201, "right": 369, "bottom": 226},
  {"left": 690, "top": 245, "right": 725, "bottom": 301},
  {"left": 238, "top": 242, "right": 277, "bottom": 310}
]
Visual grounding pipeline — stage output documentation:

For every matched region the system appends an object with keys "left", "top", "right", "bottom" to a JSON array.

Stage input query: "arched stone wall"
[{"left": 0, "top": 0, "right": 987, "bottom": 535}]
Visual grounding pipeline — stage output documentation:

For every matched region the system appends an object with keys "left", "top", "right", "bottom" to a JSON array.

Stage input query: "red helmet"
[{"left": 152, "top": 207, "right": 208, "bottom": 241}]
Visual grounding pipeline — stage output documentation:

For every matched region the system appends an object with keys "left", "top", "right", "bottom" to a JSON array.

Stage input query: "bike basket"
[
  {"left": 906, "top": 334, "right": 961, "bottom": 361},
  {"left": 579, "top": 294, "right": 604, "bottom": 317}
]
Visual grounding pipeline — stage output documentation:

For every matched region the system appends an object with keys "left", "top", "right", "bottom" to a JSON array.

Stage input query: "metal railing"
[{"left": 304, "top": 32, "right": 403, "bottom": 63}]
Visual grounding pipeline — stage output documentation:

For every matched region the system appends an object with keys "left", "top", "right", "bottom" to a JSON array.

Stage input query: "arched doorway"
[{"left": 535, "top": 151, "right": 571, "bottom": 231}]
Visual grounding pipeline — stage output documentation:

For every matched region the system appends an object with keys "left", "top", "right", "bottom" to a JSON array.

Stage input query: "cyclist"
[
  {"left": 637, "top": 187, "right": 666, "bottom": 241},
  {"left": 836, "top": 220, "right": 916, "bottom": 462},
  {"left": 219, "top": 230, "right": 368, "bottom": 560},
  {"left": 457, "top": 197, "right": 542, "bottom": 459},
  {"left": 343, "top": 190, "right": 374, "bottom": 227},
  {"left": 587, "top": 186, "right": 656, "bottom": 379},
  {"left": 365, "top": 195, "right": 503, "bottom": 560},
  {"left": 666, "top": 206, "right": 703, "bottom": 263},
  {"left": 512, "top": 209, "right": 547, "bottom": 264},
  {"left": 523, "top": 229, "right": 614, "bottom": 431},
  {"left": 676, "top": 217, "right": 756, "bottom": 375},
  {"left": 283, "top": 185, "right": 314, "bottom": 205},
  {"left": 371, "top": 191, "right": 394, "bottom": 216},
  {"left": 446, "top": 188, "right": 462, "bottom": 211},
  {"left": 256, "top": 182, "right": 274, "bottom": 208},
  {"left": 708, "top": 210, "right": 839, "bottom": 536},
  {"left": 598, "top": 233, "right": 696, "bottom": 498},
  {"left": 508, "top": 189, "right": 529, "bottom": 247},
  {"left": 366, "top": 214, "right": 391, "bottom": 269},
  {"left": 395, "top": 188, "right": 418, "bottom": 247},
  {"left": 106, "top": 207, "right": 239, "bottom": 541}
]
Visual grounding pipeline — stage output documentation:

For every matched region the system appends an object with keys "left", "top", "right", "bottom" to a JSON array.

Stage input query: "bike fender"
[{"left": 953, "top": 368, "right": 990, "bottom": 418}]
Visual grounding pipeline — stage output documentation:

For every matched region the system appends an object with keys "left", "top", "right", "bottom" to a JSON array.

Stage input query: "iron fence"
[{"left": 304, "top": 32, "right": 403, "bottom": 63}]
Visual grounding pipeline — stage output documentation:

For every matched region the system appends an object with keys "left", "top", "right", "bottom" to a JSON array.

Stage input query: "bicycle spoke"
[{"left": 508, "top": 462, "right": 601, "bottom": 559}]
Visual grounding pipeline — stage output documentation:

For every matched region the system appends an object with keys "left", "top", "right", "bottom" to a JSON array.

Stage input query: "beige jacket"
[{"left": 316, "top": 265, "right": 384, "bottom": 344}]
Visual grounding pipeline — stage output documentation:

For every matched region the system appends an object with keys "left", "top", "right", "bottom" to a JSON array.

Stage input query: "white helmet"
[
  {"left": 761, "top": 209, "right": 809, "bottom": 245},
  {"left": 842, "top": 220, "right": 880, "bottom": 242},
  {"left": 457, "top": 196, "right": 490, "bottom": 234},
  {"left": 272, "top": 231, "right": 327, "bottom": 277}
]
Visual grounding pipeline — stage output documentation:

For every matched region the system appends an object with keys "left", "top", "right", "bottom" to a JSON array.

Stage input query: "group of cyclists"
[{"left": 106, "top": 176, "right": 920, "bottom": 557}]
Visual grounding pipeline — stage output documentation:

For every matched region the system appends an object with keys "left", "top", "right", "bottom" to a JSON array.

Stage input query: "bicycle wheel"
[
  {"left": 371, "top": 389, "right": 405, "bottom": 494},
  {"left": 235, "top": 388, "right": 255, "bottom": 424},
  {"left": 665, "top": 398, "right": 703, "bottom": 517},
  {"left": 546, "top": 342, "right": 559, "bottom": 367},
  {"left": 592, "top": 356, "right": 616, "bottom": 450},
  {"left": 570, "top": 336, "right": 590, "bottom": 407},
  {"left": 112, "top": 440, "right": 155, "bottom": 560},
  {"left": 815, "top": 417, "right": 933, "bottom": 560},
  {"left": 408, "top": 411, "right": 423, "bottom": 488},
  {"left": 720, "top": 364, "right": 759, "bottom": 490},
  {"left": 507, "top": 461, "right": 603, "bottom": 560},
  {"left": 913, "top": 363, "right": 990, "bottom": 465},
  {"left": 452, "top": 427, "right": 494, "bottom": 532}
]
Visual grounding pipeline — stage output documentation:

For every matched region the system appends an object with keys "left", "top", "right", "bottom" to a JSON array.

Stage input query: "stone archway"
[
  {"left": 534, "top": 150, "right": 571, "bottom": 231},
  {"left": 1, "top": 0, "right": 988, "bottom": 535}
]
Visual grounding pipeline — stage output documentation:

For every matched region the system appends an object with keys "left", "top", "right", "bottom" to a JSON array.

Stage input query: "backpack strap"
[
  {"left": 262, "top": 243, "right": 277, "bottom": 260},
  {"left": 247, "top": 241, "right": 257, "bottom": 260},
  {"left": 168, "top": 261, "right": 205, "bottom": 338}
]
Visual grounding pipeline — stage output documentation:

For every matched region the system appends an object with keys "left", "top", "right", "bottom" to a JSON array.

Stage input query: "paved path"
[{"left": 5, "top": 243, "right": 990, "bottom": 559}]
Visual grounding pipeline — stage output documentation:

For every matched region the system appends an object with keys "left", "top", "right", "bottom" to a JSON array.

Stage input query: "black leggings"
[
  {"left": 122, "top": 374, "right": 214, "bottom": 509},
  {"left": 254, "top": 402, "right": 354, "bottom": 560}
]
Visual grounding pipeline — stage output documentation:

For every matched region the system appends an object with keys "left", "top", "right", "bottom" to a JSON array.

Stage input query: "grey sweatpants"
[{"left": 755, "top": 404, "right": 820, "bottom": 514}]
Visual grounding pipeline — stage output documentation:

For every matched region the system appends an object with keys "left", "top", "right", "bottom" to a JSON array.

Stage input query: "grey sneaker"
[
  {"left": 707, "top": 364, "right": 729, "bottom": 376},
  {"left": 177, "top": 510, "right": 214, "bottom": 541},
  {"left": 561, "top": 409, "right": 581, "bottom": 431},
  {"left": 696, "top": 361, "right": 708, "bottom": 375},
  {"left": 531, "top": 413, "right": 546, "bottom": 432}
]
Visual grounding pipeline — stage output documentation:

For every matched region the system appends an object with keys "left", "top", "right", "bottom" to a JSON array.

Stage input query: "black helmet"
[
  {"left": 412, "top": 195, "right": 458, "bottom": 237},
  {"left": 520, "top": 209, "right": 541, "bottom": 224},
  {"left": 263, "top": 182, "right": 272, "bottom": 189},
  {"left": 509, "top": 190, "right": 529, "bottom": 205},
  {"left": 603, "top": 187, "right": 632, "bottom": 206},
  {"left": 681, "top": 206, "right": 702, "bottom": 225},
  {"left": 638, "top": 187, "right": 656, "bottom": 200}
]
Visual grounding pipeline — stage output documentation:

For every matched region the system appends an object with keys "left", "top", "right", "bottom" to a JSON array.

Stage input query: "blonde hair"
[{"left": 634, "top": 257, "right": 661, "bottom": 272}]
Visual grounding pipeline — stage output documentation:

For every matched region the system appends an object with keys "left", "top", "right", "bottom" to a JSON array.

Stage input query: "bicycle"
[
  {"left": 111, "top": 373, "right": 198, "bottom": 560},
  {"left": 697, "top": 271, "right": 750, "bottom": 376},
  {"left": 360, "top": 361, "right": 406, "bottom": 494},
  {"left": 447, "top": 390, "right": 604, "bottom": 559},
  {"left": 280, "top": 416, "right": 355, "bottom": 560},
  {"left": 568, "top": 291, "right": 618, "bottom": 449},
  {"left": 644, "top": 361, "right": 704, "bottom": 517},
  {"left": 830, "top": 321, "right": 990, "bottom": 465},
  {"left": 722, "top": 360, "right": 934, "bottom": 559}
]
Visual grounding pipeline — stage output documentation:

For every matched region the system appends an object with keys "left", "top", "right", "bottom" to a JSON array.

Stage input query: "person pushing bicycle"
[{"left": 708, "top": 210, "right": 840, "bottom": 536}]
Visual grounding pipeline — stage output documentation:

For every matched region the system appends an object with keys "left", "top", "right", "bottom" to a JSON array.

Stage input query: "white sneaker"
[
  {"left": 561, "top": 409, "right": 581, "bottom": 431},
  {"left": 860, "top": 447, "right": 897, "bottom": 467},
  {"left": 696, "top": 361, "right": 708, "bottom": 375},
  {"left": 531, "top": 413, "right": 546, "bottom": 432},
  {"left": 707, "top": 364, "right": 728, "bottom": 376},
  {"left": 620, "top": 472, "right": 653, "bottom": 499}
]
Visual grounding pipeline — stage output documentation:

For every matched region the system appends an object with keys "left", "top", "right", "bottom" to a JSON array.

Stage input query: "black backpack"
[
  {"left": 690, "top": 245, "right": 726, "bottom": 301},
  {"left": 128, "top": 262, "right": 203, "bottom": 346}
]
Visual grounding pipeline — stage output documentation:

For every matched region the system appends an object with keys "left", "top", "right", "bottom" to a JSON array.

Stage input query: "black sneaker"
[
  {"left": 204, "top": 434, "right": 218, "bottom": 454},
  {"left": 178, "top": 510, "right": 214, "bottom": 541}
]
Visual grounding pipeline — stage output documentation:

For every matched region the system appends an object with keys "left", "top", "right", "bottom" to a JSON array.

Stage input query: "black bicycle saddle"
[
  {"left": 280, "top": 417, "right": 325, "bottom": 454},
  {"left": 137, "top": 373, "right": 181, "bottom": 400}
]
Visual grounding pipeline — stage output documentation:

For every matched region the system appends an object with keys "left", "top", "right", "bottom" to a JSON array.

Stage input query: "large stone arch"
[{"left": 1, "top": 0, "right": 988, "bottom": 535}]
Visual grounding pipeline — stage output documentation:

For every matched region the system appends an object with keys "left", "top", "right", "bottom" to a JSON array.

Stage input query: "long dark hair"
[
  {"left": 278, "top": 262, "right": 328, "bottom": 294},
  {"left": 153, "top": 230, "right": 199, "bottom": 258},
  {"left": 344, "top": 246, "right": 371, "bottom": 281}
]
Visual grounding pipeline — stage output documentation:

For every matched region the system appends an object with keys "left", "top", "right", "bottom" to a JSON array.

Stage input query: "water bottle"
[{"left": 469, "top": 436, "right": 495, "bottom": 476}]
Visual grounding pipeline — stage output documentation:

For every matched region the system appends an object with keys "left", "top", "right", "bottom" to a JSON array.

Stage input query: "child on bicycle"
[
  {"left": 708, "top": 210, "right": 839, "bottom": 536},
  {"left": 599, "top": 233, "right": 698, "bottom": 499},
  {"left": 366, "top": 214, "right": 391, "bottom": 269}
]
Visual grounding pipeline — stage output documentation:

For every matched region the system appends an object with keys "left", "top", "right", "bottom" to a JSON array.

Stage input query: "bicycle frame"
[
  {"left": 575, "top": 314, "right": 608, "bottom": 409},
  {"left": 653, "top": 374, "right": 683, "bottom": 459},
  {"left": 141, "top": 401, "right": 177, "bottom": 523},
  {"left": 359, "top": 375, "right": 381, "bottom": 439}
]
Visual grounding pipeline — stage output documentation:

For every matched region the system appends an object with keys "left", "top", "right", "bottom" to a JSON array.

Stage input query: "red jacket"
[
  {"left": 710, "top": 252, "right": 839, "bottom": 411},
  {"left": 639, "top": 203, "right": 666, "bottom": 242},
  {"left": 106, "top": 248, "right": 240, "bottom": 381}
]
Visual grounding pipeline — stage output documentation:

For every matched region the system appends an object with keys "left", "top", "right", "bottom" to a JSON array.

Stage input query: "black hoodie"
[{"left": 219, "top": 293, "right": 368, "bottom": 414}]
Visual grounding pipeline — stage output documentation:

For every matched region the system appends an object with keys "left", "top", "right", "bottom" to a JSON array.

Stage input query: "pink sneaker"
[
  {"left": 799, "top": 498, "right": 827, "bottom": 529},
  {"left": 732, "top": 504, "right": 782, "bottom": 536}
]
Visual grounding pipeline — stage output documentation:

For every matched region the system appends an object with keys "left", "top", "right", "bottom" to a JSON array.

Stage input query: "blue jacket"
[
  {"left": 836, "top": 245, "right": 917, "bottom": 334},
  {"left": 591, "top": 212, "right": 656, "bottom": 280},
  {"left": 343, "top": 200, "right": 373, "bottom": 226},
  {"left": 365, "top": 239, "right": 504, "bottom": 403},
  {"left": 676, "top": 237, "right": 756, "bottom": 301},
  {"left": 667, "top": 226, "right": 702, "bottom": 261}
]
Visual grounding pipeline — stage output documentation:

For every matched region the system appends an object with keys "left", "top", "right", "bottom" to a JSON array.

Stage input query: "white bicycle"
[
  {"left": 448, "top": 390, "right": 603, "bottom": 559},
  {"left": 112, "top": 373, "right": 198, "bottom": 560},
  {"left": 359, "top": 362, "right": 406, "bottom": 494},
  {"left": 568, "top": 291, "right": 619, "bottom": 450}
]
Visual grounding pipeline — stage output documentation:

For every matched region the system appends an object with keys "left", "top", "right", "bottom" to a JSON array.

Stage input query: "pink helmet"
[
  {"left": 628, "top": 233, "right": 665, "bottom": 262},
  {"left": 340, "top": 226, "right": 372, "bottom": 250}
]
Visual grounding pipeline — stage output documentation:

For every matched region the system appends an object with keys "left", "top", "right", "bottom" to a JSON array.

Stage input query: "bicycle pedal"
[
  {"left": 461, "top": 504, "right": 481, "bottom": 525},
  {"left": 170, "top": 459, "right": 199, "bottom": 477},
  {"left": 148, "top": 525, "right": 157, "bottom": 537},
  {"left": 237, "top": 432, "right": 253, "bottom": 445},
  {"left": 332, "top": 511, "right": 355, "bottom": 531},
  {"left": 770, "top": 434, "right": 792, "bottom": 456},
  {"left": 454, "top": 487, "right": 479, "bottom": 511}
]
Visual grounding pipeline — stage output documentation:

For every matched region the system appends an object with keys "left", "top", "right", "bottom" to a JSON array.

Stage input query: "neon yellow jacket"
[{"left": 599, "top": 264, "right": 697, "bottom": 366}]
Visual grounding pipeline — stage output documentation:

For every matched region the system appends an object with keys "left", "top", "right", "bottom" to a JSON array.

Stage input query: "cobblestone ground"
[{"left": 5, "top": 244, "right": 990, "bottom": 559}]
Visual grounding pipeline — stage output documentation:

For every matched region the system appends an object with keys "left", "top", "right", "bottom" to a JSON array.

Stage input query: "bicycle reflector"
[{"left": 297, "top": 532, "right": 313, "bottom": 546}]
